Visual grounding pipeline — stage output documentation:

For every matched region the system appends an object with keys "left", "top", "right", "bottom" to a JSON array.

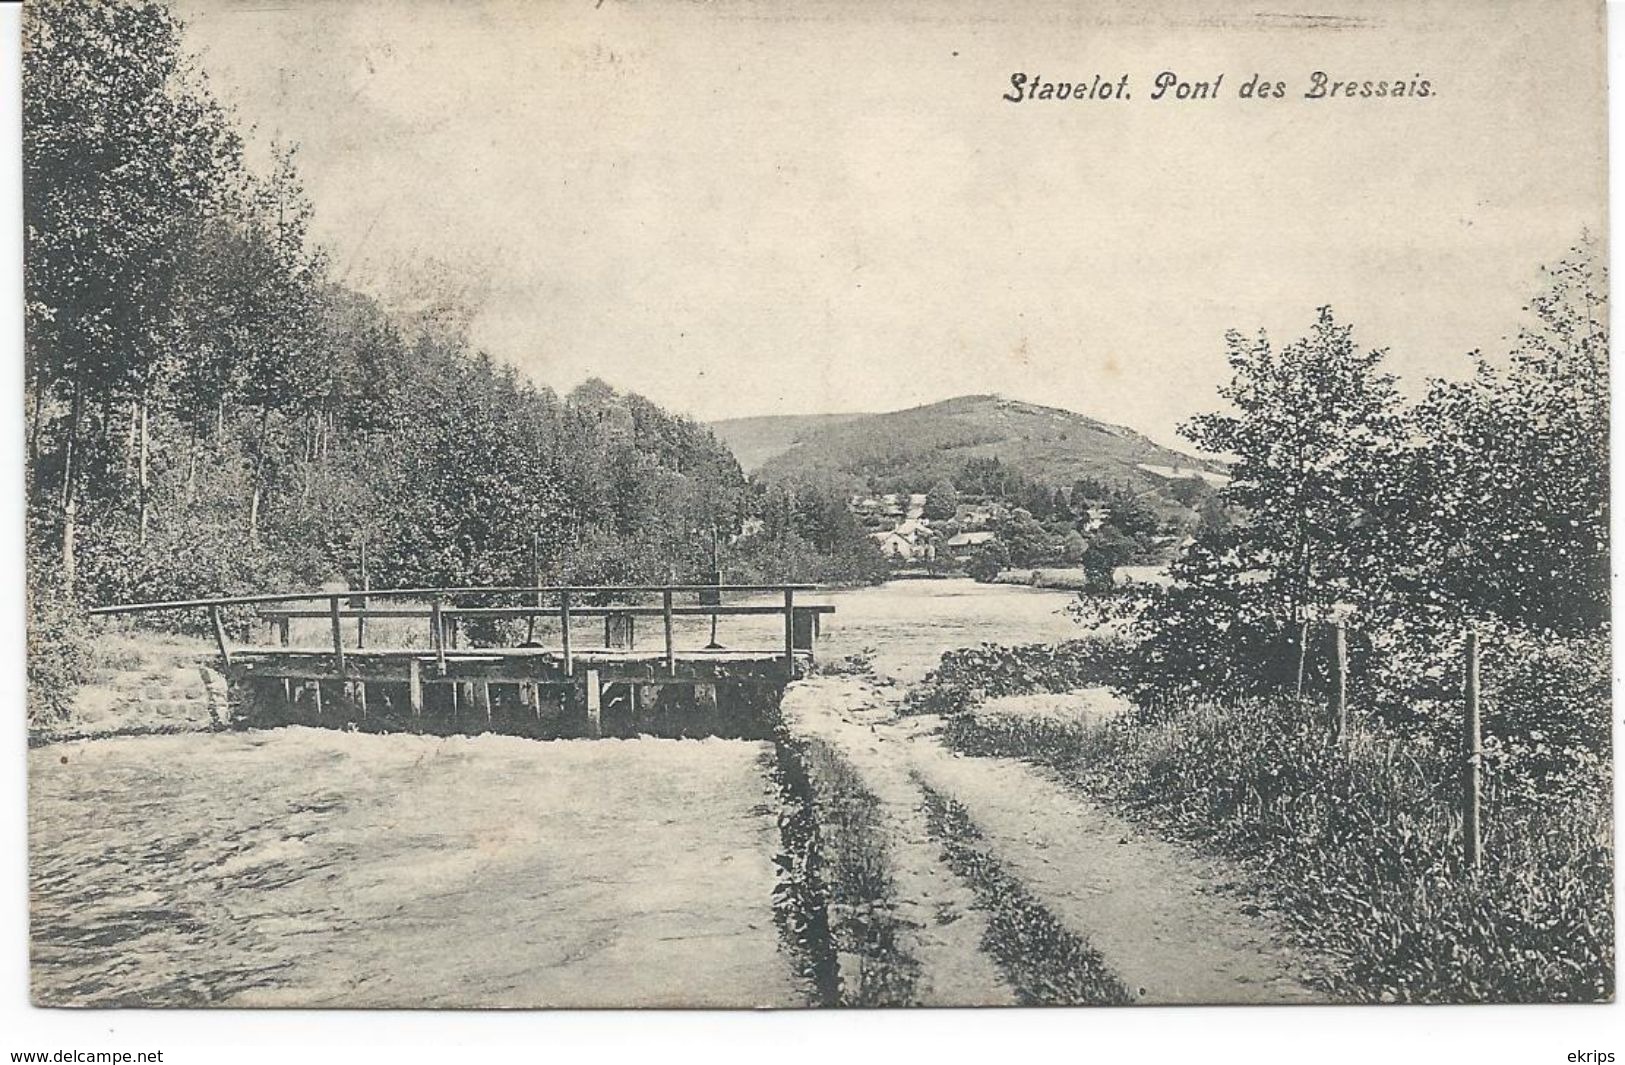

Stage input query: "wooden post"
[
  {"left": 208, "top": 605, "right": 232, "bottom": 668},
  {"left": 431, "top": 600, "right": 447, "bottom": 675},
  {"left": 526, "top": 531, "right": 541, "bottom": 644},
  {"left": 357, "top": 541, "right": 369, "bottom": 650},
  {"left": 277, "top": 616, "right": 291, "bottom": 648},
  {"left": 585, "top": 668, "right": 602, "bottom": 738},
  {"left": 1463, "top": 629, "right": 1482, "bottom": 872},
  {"left": 560, "top": 590, "right": 573, "bottom": 676},
  {"left": 475, "top": 681, "right": 492, "bottom": 725},
  {"left": 1330, "top": 621, "right": 1347, "bottom": 742},
  {"left": 783, "top": 587, "right": 796, "bottom": 678},
  {"left": 408, "top": 657, "right": 424, "bottom": 718},
  {"left": 662, "top": 588, "right": 676, "bottom": 675},
  {"left": 329, "top": 596, "right": 346, "bottom": 676},
  {"left": 791, "top": 607, "right": 817, "bottom": 652},
  {"left": 1293, "top": 618, "right": 1309, "bottom": 698}
]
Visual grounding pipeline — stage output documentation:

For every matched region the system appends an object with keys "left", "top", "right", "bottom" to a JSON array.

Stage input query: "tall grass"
[{"left": 946, "top": 696, "right": 1613, "bottom": 1002}]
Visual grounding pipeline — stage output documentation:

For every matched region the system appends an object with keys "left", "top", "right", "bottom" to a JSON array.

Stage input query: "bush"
[
  {"left": 965, "top": 542, "right": 1009, "bottom": 584},
  {"left": 903, "top": 637, "right": 1133, "bottom": 715},
  {"left": 26, "top": 571, "right": 92, "bottom": 725}
]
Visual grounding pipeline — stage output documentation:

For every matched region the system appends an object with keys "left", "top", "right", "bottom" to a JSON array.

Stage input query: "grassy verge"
[
  {"left": 800, "top": 738, "right": 922, "bottom": 1006},
  {"left": 944, "top": 697, "right": 1613, "bottom": 1003},
  {"left": 916, "top": 776, "right": 1133, "bottom": 1006},
  {"left": 768, "top": 731, "right": 924, "bottom": 1006}
]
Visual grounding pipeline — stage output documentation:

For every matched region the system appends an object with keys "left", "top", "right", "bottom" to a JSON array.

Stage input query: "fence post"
[
  {"left": 328, "top": 595, "right": 345, "bottom": 676},
  {"left": 526, "top": 531, "right": 540, "bottom": 644},
  {"left": 662, "top": 588, "right": 676, "bottom": 675},
  {"left": 1330, "top": 621, "right": 1347, "bottom": 742},
  {"left": 560, "top": 589, "right": 573, "bottom": 676},
  {"left": 431, "top": 600, "right": 447, "bottom": 675},
  {"left": 783, "top": 587, "right": 796, "bottom": 679},
  {"left": 357, "top": 541, "right": 369, "bottom": 650},
  {"left": 1463, "top": 629, "right": 1482, "bottom": 871},
  {"left": 1294, "top": 618, "right": 1309, "bottom": 697}
]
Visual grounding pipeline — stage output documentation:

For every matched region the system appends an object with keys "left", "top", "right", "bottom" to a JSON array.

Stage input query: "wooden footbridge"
[{"left": 89, "top": 584, "right": 834, "bottom": 739}]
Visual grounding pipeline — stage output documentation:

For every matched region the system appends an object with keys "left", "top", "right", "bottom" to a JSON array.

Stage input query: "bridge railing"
[{"left": 88, "top": 584, "right": 826, "bottom": 678}]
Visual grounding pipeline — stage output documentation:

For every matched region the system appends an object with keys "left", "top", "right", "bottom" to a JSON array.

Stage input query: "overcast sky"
[{"left": 171, "top": 0, "right": 1605, "bottom": 450}]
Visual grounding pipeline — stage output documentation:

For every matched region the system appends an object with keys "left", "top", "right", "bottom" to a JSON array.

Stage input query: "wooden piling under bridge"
[{"left": 88, "top": 584, "right": 833, "bottom": 740}]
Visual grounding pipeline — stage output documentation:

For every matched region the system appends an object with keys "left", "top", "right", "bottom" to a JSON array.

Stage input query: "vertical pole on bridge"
[
  {"left": 560, "top": 589, "right": 574, "bottom": 676},
  {"left": 329, "top": 595, "right": 346, "bottom": 676},
  {"left": 662, "top": 588, "right": 676, "bottom": 675},
  {"left": 357, "top": 541, "right": 369, "bottom": 650},
  {"left": 585, "top": 668, "right": 602, "bottom": 739},
  {"left": 408, "top": 656, "right": 424, "bottom": 720},
  {"left": 526, "top": 531, "right": 541, "bottom": 644},
  {"left": 431, "top": 600, "right": 447, "bottom": 675},
  {"left": 782, "top": 587, "right": 796, "bottom": 679}
]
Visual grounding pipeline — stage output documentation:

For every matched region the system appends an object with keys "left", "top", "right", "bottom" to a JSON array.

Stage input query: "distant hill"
[
  {"left": 707, "top": 412, "right": 873, "bottom": 473},
  {"left": 710, "top": 395, "right": 1223, "bottom": 496}
]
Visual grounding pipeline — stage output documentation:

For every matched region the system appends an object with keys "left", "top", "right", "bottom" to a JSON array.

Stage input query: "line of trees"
[{"left": 23, "top": 0, "right": 885, "bottom": 721}]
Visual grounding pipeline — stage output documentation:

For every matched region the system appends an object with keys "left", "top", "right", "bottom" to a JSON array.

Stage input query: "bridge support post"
[
  {"left": 408, "top": 658, "right": 424, "bottom": 719},
  {"left": 585, "top": 669, "right": 602, "bottom": 739}
]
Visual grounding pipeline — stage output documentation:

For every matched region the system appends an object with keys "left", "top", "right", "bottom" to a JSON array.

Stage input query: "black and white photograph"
[{"left": 6, "top": 0, "right": 1618, "bottom": 1055}]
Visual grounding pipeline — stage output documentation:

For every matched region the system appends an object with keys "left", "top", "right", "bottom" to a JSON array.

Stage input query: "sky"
[{"left": 169, "top": 0, "right": 1606, "bottom": 450}]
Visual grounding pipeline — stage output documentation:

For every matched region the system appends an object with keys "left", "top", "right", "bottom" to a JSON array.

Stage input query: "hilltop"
[{"left": 710, "top": 395, "right": 1223, "bottom": 495}]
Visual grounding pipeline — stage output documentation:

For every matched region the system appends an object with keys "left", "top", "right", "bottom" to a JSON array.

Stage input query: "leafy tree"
[
  {"left": 1399, "top": 241, "right": 1607, "bottom": 634},
  {"left": 25, "top": 0, "right": 242, "bottom": 586},
  {"left": 1181, "top": 307, "right": 1404, "bottom": 632},
  {"left": 966, "top": 540, "right": 1010, "bottom": 583},
  {"left": 1000, "top": 510, "right": 1056, "bottom": 566},
  {"left": 1082, "top": 525, "right": 1136, "bottom": 589},
  {"left": 922, "top": 478, "right": 958, "bottom": 521}
]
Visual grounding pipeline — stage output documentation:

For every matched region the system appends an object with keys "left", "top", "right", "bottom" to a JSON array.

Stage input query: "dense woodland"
[{"left": 22, "top": 0, "right": 884, "bottom": 715}]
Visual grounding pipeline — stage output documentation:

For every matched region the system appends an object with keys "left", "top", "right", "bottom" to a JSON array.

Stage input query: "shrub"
[
  {"left": 26, "top": 571, "right": 92, "bottom": 725},
  {"left": 903, "top": 637, "right": 1133, "bottom": 715}
]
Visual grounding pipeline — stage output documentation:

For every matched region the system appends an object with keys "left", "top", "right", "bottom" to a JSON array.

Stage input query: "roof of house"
[{"left": 946, "top": 531, "right": 997, "bottom": 547}]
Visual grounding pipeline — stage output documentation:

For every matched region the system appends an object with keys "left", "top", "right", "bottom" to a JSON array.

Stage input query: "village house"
[{"left": 944, "top": 529, "right": 997, "bottom": 557}]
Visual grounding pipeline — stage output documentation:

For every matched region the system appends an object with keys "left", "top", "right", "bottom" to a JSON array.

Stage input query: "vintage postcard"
[{"left": 21, "top": 0, "right": 1610, "bottom": 1012}]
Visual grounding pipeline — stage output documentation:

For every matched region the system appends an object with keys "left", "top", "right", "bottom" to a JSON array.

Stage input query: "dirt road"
[{"left": 782, "top": 676, "right": 1329, "bottom": 1005}]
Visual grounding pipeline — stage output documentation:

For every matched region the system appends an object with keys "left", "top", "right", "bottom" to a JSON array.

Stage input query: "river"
[{"left": 815, "top": 577, "right": 1086, "bottom": 685}]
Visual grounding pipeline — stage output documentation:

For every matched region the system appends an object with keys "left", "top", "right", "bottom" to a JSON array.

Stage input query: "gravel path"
[{"left": 784, "top": 676, "right": 1329, "bottom": 1005}]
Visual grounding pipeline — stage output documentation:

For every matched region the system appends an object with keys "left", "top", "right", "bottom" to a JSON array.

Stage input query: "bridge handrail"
[
  {"left": 86, "top": 583, "right": 820, "bottom": 617},
  {"left": 86, "top": 583, "right": 826, "bottom": 679}
]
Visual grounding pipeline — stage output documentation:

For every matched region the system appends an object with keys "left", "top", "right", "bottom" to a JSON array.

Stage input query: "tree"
[
  {"left": 25, "top": 0, "right": 242, "bottom": 586},
  {"left": 1129, "top": 308, "right": 1405, "bottom": 694},
  {"left": 922, "top": 478, "right": 958, "bottom": 521},
  {"left": 966, "top": 541, "right": 1010, "bottom": 583},
  {"left": 1400, "top": 240, "right": 1607, "bottom": 634},
  {"left": 1181, "top": 307, "right": 1404, "bottom": 630},
  {"left": 1082, "top": 525, "right": 1135, "bottom": 588},
  {"left": 1000, "top": 511, "right": 1056, "bottom": 566}
]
